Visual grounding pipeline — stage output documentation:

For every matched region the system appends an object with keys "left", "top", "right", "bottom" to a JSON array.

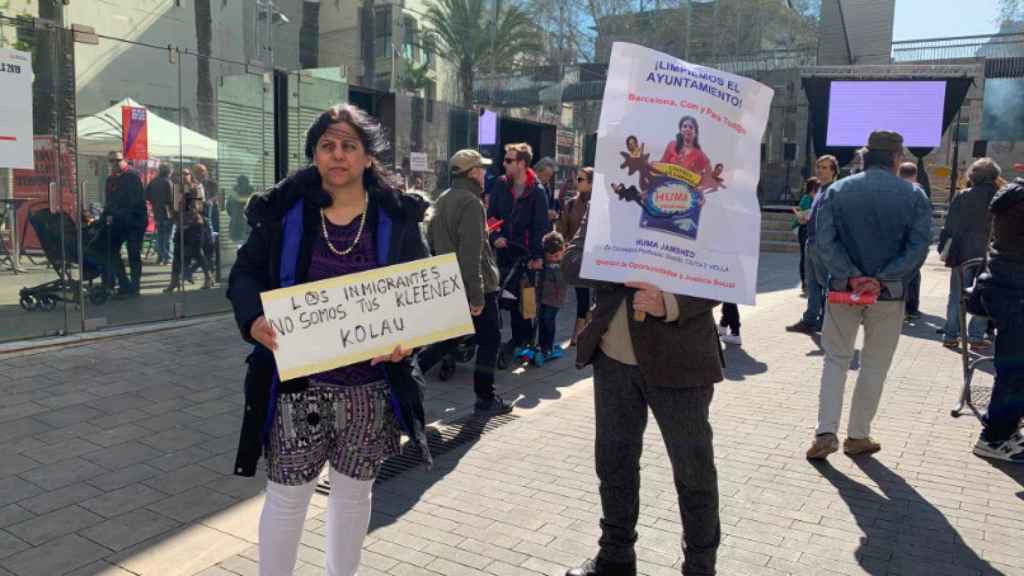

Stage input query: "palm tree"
[
  {"left": 400, "top": 57, "right": 434, "bottom": 95},
  {"left": 194, "top": 0, "right": 214, "bottom": 136},
  {"left": 423, "top": 0, "right": 542, "bottom": 107}
]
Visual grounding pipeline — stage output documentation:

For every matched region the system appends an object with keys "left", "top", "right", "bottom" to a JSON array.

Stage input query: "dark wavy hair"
[
  {"left": 803, "top": 177, "right": 820, "bottom": 197},
  {"left": 674, "top": 116, "right": 701, "bottom": 153},
  {"left": 304, "top": 103, "right": 401, "bottom": 193}
]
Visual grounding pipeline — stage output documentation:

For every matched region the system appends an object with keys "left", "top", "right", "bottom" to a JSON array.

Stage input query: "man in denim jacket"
[{"left": 806, "top": 131, "right": 932, "bottom": 460}]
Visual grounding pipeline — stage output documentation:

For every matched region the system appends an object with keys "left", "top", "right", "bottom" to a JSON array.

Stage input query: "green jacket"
[{"left": 428, "top": 176, "right": 500, "bottom": 308}]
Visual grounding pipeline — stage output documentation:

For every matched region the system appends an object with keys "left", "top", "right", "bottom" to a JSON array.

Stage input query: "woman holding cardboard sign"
[{"left": 227, "top": 104, "right": 431, "bottom": 576}]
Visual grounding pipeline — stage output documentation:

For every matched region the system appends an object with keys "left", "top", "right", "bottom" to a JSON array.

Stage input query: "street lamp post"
[{"left": 255, "top": 0, "right": 289, "bottom": 69}]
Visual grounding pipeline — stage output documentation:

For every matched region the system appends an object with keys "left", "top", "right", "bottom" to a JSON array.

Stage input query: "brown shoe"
[
  {"left": 968, "top": 339, "right": 993, "bottom": 352},
  {"left": 844, "top": 437, "right": 881, "bottom": 457},
  {"left": 806, "top": 434, "right": 839, "bottom": 460},
  {"left": 942, "top": 338, "right": 959, "bottom": 349}
]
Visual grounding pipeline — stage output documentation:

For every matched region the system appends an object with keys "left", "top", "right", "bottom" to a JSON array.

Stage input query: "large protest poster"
[
  {"left": 0, "top": 48, "right": 33, "bottom": 169},
  {"left": 581, "top": 43, "right": 774, "bottom": 304},
  {"left": 261, "top": 253, "right": 474, "bottom": 381}
]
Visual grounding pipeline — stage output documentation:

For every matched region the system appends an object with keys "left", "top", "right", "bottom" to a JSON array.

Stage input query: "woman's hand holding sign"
[
  {"left": 250, "top": 315, "right": 278, "bottom": 351},
  {"left": 371, "top": 345, "right": 413, "bottom": 366}
]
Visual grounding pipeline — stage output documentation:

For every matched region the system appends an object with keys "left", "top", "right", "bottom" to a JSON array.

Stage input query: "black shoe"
[
  {"left": 905, "top": 310, "right": 922, "bottom": 321},
  {"left": 566, "top": 558, "right": 636, "bottom": 576},
  {"left": 785, "top": 320, "right": 816, "bottom": 334},
  {"left": 474, "top": 396, "right": 513, "bottom": 416}
]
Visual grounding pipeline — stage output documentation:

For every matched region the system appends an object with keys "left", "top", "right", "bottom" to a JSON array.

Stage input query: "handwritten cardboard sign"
[{"left": 260, "top": 253, "right": 474, "bottom": 381}]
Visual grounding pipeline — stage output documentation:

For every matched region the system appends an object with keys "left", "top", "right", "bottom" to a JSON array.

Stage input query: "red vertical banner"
[{"left": 122, "top": 105, "right": 148, "bottom": 161}]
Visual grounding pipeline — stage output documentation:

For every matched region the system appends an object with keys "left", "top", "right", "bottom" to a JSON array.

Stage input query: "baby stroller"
[
  {"left": 436, "top": 335, "right": 477, "bottom": 381},
  {"left": 950, "top": 257, "right": 996, "bottom": 421},
  {"left": 19, "top": 206, "right": 110, "bottom": 311},
  {"left": 497, "top": 241, "right": 539, "bottom": 369}
]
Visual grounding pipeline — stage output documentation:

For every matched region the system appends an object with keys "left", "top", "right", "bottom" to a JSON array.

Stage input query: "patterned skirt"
[{"left": 265, "top": 380, "right": 401, "bottom": 485}]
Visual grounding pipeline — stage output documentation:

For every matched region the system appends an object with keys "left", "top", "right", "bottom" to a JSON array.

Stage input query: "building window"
[
  {"left": 374, "top": 7, "right": 392, "bottom": 60},
  {"left": 426, "top": 84, "right": 436, "bottom": 121},
  {"left": 956, "top": 117, "right": 969, "bottom": 142},
  {"left": 404, "top": 16, "right": 419, "bottom": 61}
]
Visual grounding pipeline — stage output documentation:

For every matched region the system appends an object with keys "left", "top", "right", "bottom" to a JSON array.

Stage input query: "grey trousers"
[
  {"left": 815, "top": 300, "right": 904, "bottom": 439},
  {"left": 593, "top": 351, "right": 720, "bottom": 575}
]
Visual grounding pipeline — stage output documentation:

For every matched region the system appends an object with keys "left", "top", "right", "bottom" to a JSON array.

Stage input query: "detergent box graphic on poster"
[{"left": 580, "top": 43, "right": 774, "bottom": 305}]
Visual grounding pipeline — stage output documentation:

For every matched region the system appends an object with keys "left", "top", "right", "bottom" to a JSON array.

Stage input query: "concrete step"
[
  {"left": 761, "top": 219, "right": 796, "bottom": 232},
  {"left": 761, "top": 240, "right": 801, "bottom": 253},
  {"left": 762, "top": 212, "right": 796, "bottom": 221},
  {"left": 762, "top": 229, "right": 800, "bottom": 243}
]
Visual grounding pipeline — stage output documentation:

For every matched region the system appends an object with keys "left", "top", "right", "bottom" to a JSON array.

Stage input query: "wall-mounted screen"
[{"left": 826, "top": 81, "right": 946, "bottom": 148}]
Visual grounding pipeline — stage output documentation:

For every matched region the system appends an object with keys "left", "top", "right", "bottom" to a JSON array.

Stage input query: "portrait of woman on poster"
[{"left": 660, "top": 115, "right": 714, "bottom": 191}]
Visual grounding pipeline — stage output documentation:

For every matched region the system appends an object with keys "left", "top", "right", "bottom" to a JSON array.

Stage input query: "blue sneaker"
[
  {"left": 514, "top": 347, "right": 535, "bottom": 362},
  {"left": 547, "top": 345, "right": 564, "bottom": 360},
  {"left": 533, "top": 351, "right": 546, "bottom": 366}
]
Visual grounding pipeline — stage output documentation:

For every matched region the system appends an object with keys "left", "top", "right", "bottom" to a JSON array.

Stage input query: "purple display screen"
[
  {"left": 826, "top": 81, "right": 946, "bottom": 148},
  {"left": 478, "top": 109, "right": 498, "bottom": 146}
]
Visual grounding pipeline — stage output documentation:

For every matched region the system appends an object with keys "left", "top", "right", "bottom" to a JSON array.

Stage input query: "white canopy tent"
[{"left": 76, "top": 98, "right": 218, "bottom": 160}]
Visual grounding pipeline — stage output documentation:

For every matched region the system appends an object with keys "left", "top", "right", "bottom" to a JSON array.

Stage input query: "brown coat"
[
  {"left": 558, "top": 194, "right": 588, "bottom": 242},
  {"left": 561, "top": 210, "right": 724, "bottom": 388}
]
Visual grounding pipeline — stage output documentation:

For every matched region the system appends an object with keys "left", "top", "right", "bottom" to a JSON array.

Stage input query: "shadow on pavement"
[
  {"left": 899, "top": 312, "right": 947, "bottom": 343},
  {"left": 366, "top": 413, "right": 501, "bottom": 534},
  {"left": 812, "top": 457, "right": 1003, "bottom": 576},
  {"left": 984, "top": 460, "right": 1024, "bottom": 493},
  {"left": 722, "top": 345, "right": 767, "bottom": 381}
]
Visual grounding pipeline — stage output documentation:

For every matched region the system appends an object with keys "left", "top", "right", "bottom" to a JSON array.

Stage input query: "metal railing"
[{"left": 892, "top": 32, "right": 1024, "bottom": 62}]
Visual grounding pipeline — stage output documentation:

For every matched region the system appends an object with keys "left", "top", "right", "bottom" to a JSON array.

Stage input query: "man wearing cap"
[
  {"left": 103, "top": 151, "right": 147, "bottom": 296},
  {"left": 806, "top": 131, "right": 932, "bottom": 460},
  {"left": 418, "top": 149, "right": 511, "bottom": 415}
]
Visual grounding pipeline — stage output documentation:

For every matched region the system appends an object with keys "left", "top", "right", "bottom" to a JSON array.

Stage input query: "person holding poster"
[
  {"left": 562, "top": 209, "right": 723, "bottom": 576},
  {"left": 227, "top": 104, "right": 431, "bottom": 576},
  {"left": 560, "top": 41, "right": 775, "bottom": 576}
]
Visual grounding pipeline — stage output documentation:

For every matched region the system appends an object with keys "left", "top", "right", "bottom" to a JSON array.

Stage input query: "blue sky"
[{"left": 893, "top": 0, "right": 1003, "bottom": 41}]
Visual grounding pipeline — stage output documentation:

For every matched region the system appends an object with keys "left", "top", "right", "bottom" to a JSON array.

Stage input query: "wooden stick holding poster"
[
  {"left": 260, "top": 253, "right": 474, "bottom": 381},
  {"left": 581, "top": 43, "right": 774, "bottom": 305}
]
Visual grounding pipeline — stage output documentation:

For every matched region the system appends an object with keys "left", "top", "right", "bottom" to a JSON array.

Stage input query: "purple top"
[{"left": 308, "top": 213, "right": 384, "bottom": 386}]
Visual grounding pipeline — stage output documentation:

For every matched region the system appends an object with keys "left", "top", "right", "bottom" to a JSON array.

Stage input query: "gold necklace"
[{"left": 320, "top": 193, "right": 368, "bottom": 257}]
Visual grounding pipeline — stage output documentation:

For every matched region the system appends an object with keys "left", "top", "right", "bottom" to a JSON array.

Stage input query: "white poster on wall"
[
  {"left": 0, "top": 48, "right": 33, "bottom": 170},
  {"left": 409, "top": 152, "right": 429, "bottom": 173},
  {"left": 580, "top": 43, "right": 774, "bottom": 305}
]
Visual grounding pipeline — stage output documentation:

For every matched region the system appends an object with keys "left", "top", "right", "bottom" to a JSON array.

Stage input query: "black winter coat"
[
  {"left": 487, "top": 169, "right": 551, "bottom": 263},
  {"left": 226, "top": 167, "right": 431, "bottom": 477},
  {"left": 938, "top": 182, "right": 998, "bottom": 268}
]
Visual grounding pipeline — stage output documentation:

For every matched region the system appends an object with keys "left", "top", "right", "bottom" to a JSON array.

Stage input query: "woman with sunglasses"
[{"left": 559, "top": 167, "right": 594, "bottom": 345}]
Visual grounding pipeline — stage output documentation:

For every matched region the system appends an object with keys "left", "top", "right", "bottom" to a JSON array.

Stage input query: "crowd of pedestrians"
[
  {"left": 780, "top": 140, "right": 1023, "bottom": 465},
  {"left": 100, "top": 152, "right": 222, "bottom": 296},
  {"left": 220, "top": 102, "right": 1022, "bottom": 576}
]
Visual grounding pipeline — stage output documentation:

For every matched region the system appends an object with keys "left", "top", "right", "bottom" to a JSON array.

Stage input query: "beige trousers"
[{"left": 816, "top": 300, "right": 904, "bottom": 439}]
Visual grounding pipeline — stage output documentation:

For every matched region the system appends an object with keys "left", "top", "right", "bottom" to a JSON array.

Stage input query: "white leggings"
[{"left": 259, "top": 468, "right": 374, "bottom": 576}]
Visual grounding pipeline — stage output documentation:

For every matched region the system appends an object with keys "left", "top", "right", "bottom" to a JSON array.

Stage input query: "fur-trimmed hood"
[{"left": 245, "top": 166, "right": 429, "bottom": 226}]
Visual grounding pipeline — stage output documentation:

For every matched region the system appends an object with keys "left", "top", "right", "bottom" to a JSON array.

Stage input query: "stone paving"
[{"left": 0, "top": 252, "right": 1021, "bottom": 575}]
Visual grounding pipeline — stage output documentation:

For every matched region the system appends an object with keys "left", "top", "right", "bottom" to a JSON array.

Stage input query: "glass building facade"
[{"left": 0, "top": 2, "right": 476, "bottom": 342}]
